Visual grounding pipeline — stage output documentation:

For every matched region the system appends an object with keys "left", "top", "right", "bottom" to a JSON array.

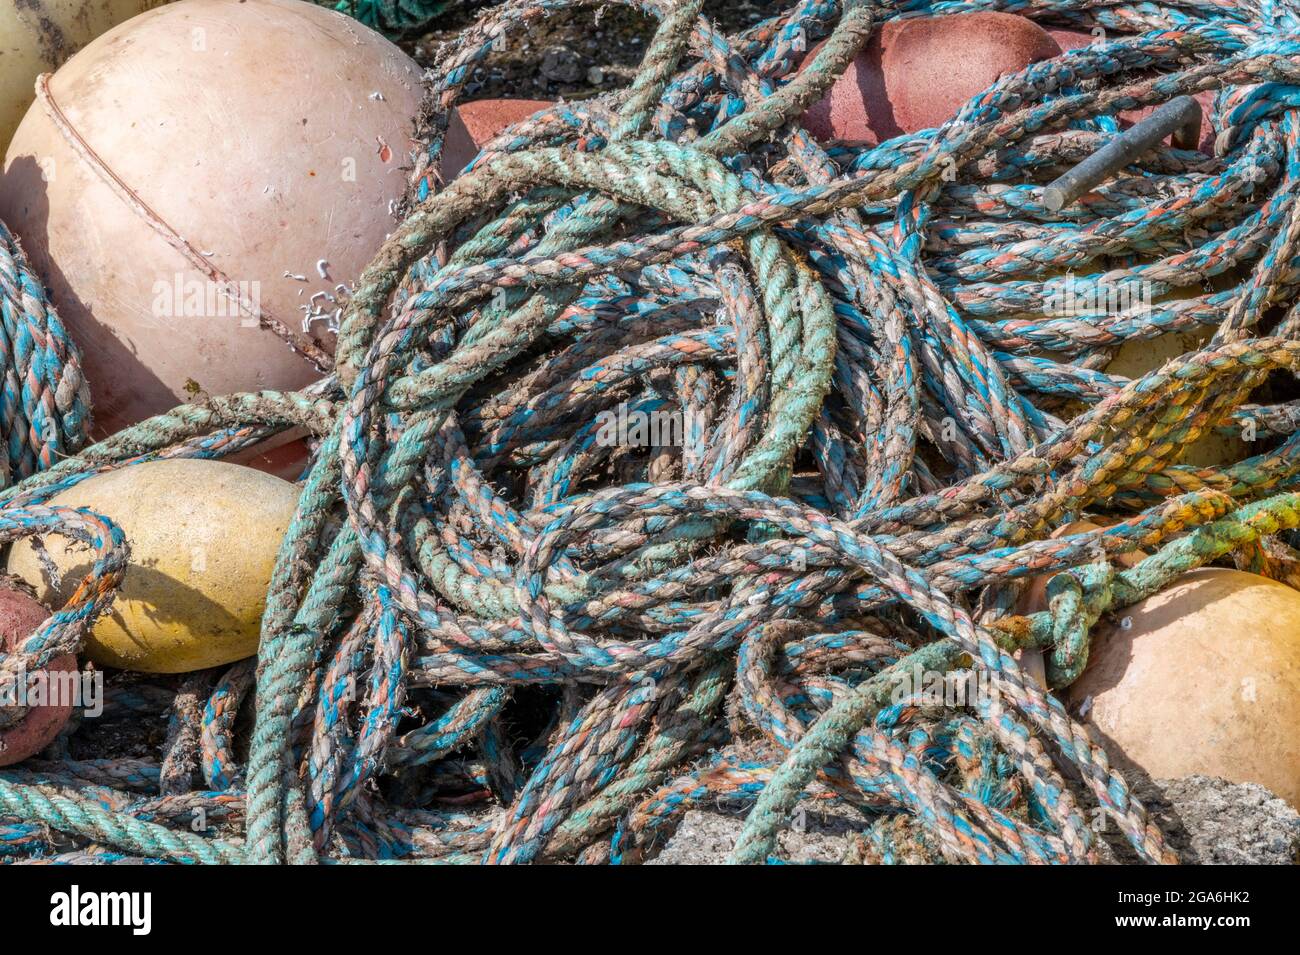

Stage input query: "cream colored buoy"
[
  {"left": 7, "top": 459, "right": 300, "bottom": 673},
  {"left": 1068, "top": 567, "right": 1300, "bottom": 807},
  {"left": 0, "top": 0, "right": 174, "bottom": 152},
  {"left": 0, "top": 0, "right": 422, "bottom": 436},
  {"left": 1104, "top": 270, "right": 1246, "bottom": 468}
]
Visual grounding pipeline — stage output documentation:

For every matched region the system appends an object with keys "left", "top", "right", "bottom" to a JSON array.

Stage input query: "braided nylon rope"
[
  {"left": 323, "top": 0, "right": 456, "bottom": 34},
  {"left": 0, "top": 222, "right": 91, "bottom": 488},
  {"left": 3, "top": 0, "right": 1300, "bottom": 865}
]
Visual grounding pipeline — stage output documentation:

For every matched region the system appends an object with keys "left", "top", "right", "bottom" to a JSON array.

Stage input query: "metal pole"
[{"left": 1042, "top": 96, "right": 1202, "bottom": 212}]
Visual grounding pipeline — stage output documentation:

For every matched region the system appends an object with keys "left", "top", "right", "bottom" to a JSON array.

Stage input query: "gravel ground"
[
  {"left": 648, "top": 775, "right": 1300, "bottom": 864},
  {"left": 401, "top": 1, "right": 790, "bottom": 101},
  {"left": 647, "top": 798, "right": 870, "bottom": 865},
  {"left": 1101, "top": 774, "right": 1300, "bottom": 865}
]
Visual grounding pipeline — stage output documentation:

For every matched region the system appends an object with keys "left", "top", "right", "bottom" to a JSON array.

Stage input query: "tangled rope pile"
[{"left": 4, "top": 0, "right": 1300, "bottom": 864}]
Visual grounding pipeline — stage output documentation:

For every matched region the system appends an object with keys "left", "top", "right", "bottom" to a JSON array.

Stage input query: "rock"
[
  {"left": 539, "top": 45, "right": 585, "bottom": 84},
  {"left": 645, "top": 799, "right": 868, "bottom": 865},
  {"left": 647, "top": 774, "right": 1299, "bottom": 864},
  {"left": 1098, "top": 772, "right": 1299, "bottom": 864}
]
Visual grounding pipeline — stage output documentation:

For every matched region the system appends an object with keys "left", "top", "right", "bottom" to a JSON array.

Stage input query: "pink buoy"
[{"left": 0, "top": 0, "right": 423, "bottom": 439}]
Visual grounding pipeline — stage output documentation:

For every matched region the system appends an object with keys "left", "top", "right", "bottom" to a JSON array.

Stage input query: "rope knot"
[{"left": 1042, "top": 560, "right": 1116, "bottom": 688}]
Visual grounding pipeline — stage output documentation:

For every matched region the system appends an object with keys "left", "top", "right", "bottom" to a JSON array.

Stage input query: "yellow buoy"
[
  {"left": 1104, "top": 327, "right": 1246, "bottom": 468},
  {"left": 0, "top": 0, "right": 173, "bottom": 152},
  {"left": 1068, "top": 567, "right": 1300, "bottom": 808},
  {"left": 1036, "top": 267, "right": 1245, "bottom": 466},
  {"left": 7, "top": 458, "right": 299, "bottom": 673}
]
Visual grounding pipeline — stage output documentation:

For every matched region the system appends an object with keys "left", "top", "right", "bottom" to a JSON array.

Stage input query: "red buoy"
[
  {"left": 0, "top": 587, "right": 75, "bottom": 767},
  {"left": 801, "top": 13, "right": 1062, "bottom": 144},
  {"left": 440, "top": 99, "right": 556, "bottom": 181}
]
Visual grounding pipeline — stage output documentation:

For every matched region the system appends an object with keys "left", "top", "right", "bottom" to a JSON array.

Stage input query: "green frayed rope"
[{"left": 324, "top": 0, "right": 455, "bottom": 35}]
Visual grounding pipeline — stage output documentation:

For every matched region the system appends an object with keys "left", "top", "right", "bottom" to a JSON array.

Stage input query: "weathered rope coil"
[{"left": 3, "top": 0, "right": 1300, "bottom": 864}]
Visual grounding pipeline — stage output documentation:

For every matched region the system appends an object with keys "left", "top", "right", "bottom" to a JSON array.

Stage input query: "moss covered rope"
[{"left": 4, "top": 0, "right": 1300, "bottom": 864}]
